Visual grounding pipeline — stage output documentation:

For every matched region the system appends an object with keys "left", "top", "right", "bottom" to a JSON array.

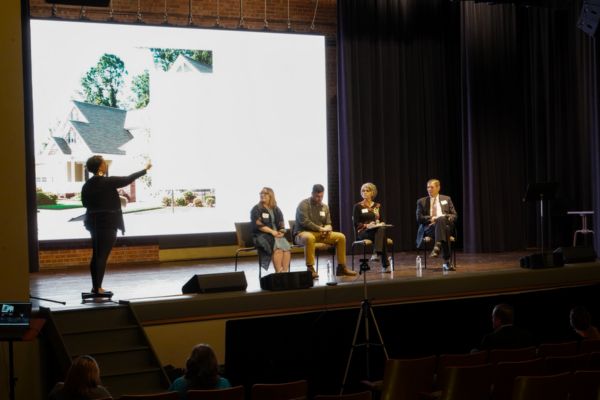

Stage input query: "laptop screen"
[{"left": 0, "top": 303, "right": 32, "bottom": 328}]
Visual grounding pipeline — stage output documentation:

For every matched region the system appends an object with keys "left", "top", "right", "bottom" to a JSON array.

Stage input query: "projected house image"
[
  {"left": 36, "top": 49, "right": 213, "bottom": 197},
  {"left": 36, "top": 101, "right": 135, "bottom": 197},
  {"left": 34, "top": 48, "right": 221, "bottom": 239}
]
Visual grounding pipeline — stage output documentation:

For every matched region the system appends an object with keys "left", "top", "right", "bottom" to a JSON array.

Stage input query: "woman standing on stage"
[
  {"left": 251, "top": 187, "right": 292, "bottom": 273},
  {"left": 81, "top": 155, "right": 151, "bottom": 295},
  {"left": 353, "top": 182, "right": 391, "bottom": 271}
]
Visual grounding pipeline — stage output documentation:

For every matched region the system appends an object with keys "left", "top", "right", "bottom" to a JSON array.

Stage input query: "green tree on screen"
[
  {"left": 150, "top": 48, "right": 212, "bottom": 71},
  {"left": 80, "top": 54, "right": 127, "bottom": 108},
  {"left": 131, "top": 70, "right": 150, "bottom": 109}
]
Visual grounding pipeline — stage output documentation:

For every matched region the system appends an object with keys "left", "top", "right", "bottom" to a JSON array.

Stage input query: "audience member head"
[
  {"left": 570, "top": 306, "right": 593, "bottom": 335},
  {"left": 259, "top": 187, "right": 276, "bottom": 209},
  {"left": 360, "top": 182, "right": 378, "bottom": 201},
  {"left": 311, "top": 184, "right": 325, "bottom": 204},
  {"left": 492, "top": 303, "right": 514, "bottom": 329},
  {"left": 184, "top": 344, "right": 220, "bottom": 390},
  {"left": 85, "top": 155, "right": 107, "bottom": 176},
  {"left": 63, "top": 355, "right": 103, "bottom": 397},
  {"left": 427, "top": 179, "right": 440, "bottom": 197}
]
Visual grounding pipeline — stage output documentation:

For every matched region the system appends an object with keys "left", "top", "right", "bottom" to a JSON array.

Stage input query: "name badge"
[
  {"left": 262, "top": 213, "right": 269, "bottom": 219},
  {"left": 319, "top": 211, "right": 326, "bottom": 217},
  {"left": 361, "top": 208, "right": 369, "bottom": 214},
  {"left": 441, "top": 200, "right": 448, "bottom": 205}
]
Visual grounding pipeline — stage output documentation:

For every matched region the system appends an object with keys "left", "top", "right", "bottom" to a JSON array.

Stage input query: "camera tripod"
[{"left": 340, "top": 258, "right": 389, "bottom": 394}]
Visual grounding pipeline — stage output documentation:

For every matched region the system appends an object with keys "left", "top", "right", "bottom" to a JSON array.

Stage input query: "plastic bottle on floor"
[{"left": 326, "top": 261, "right": 337, "bottom": 285}]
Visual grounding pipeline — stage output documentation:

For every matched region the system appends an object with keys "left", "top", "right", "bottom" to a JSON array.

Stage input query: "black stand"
[
  {"left": 8, "top": 340, "right": 15, "bottom": 400},
  {"left": 523, "top": 182, "right": 558, "bottom": 253},
  {"left": 520, "top": 182, "right": 563, "bottom": 269},
  {"left": 81, "top": 291, "right": 114, "bottom": 302},
  {"left": 340, "top": 258, "right": 389, "bottom": 394},
  {"left": 1, "top": 319, "right": 45, "bottom": 400}
]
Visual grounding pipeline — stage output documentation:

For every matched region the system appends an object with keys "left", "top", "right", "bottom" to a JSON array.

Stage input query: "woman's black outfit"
[
  {"left": 352, "top": 201, "right": 389, "bottom": 266},
  {"left": 81, "top": 170, "right": 146, "bottom": 291}
]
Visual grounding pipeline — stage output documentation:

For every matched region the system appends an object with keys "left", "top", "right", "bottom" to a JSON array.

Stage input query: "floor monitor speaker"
[
  {"left": 520, "top": 252, "right": 564, "bottom": 269},
  {"left": 260, "top": 271, "right": 313, "bottom": 291},
  {"left": 553, "top": 247, "right": 597, "bottom": 264},
  {"left": 182, "top": 272, "right": 247, "bottom": 294}
]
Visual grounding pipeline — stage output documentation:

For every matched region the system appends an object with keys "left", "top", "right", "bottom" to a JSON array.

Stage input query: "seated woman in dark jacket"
[
  {"left": 250, "top": 187, "right": 291, "bottom": 272},
  {"left": 352, "top": 182, "right": 391, "bottom": 271},
  {"left": 49, "top": 355, "right": 111, "bottom": 400},
  {"left": 169, "top": 344, "right": 231, "bottom": 400}
]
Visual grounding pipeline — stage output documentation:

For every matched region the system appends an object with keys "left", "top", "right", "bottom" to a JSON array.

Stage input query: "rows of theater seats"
[
  {"left": 107, "top": 340, "right": 600, "bottom": 400},
  {"left": 362, "top": 339, "right": 600, "bottom": 400},
  {"left": 100, "top": 380, "right": 369, "bottom": 399}
]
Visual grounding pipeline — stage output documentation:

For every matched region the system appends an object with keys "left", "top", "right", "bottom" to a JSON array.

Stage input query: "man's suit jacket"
[
  {"left": 479, "top": 324, "right": 535, "bottom": 350},
  {"left": 415, "top": 194, "right": 457, "bottom": 248}
]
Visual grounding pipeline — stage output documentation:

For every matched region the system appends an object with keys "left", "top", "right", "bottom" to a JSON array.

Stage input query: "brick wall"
[
  {"left": 39, "top": 244, "right": 159, "bottom": 269},
  {"left": 28, "top": 0, "right": 336, "bottom": 37}
]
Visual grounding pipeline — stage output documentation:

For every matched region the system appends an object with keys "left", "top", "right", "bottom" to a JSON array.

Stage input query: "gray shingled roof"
[
  {"left": 51, "top": 137, "right": 72, "bottom": 155},
  {"left": 180, "top": 55, "right": 213, "bottom": 73},
  {"left": 70, "top": 101, "right": 133, "bottom": 155}
]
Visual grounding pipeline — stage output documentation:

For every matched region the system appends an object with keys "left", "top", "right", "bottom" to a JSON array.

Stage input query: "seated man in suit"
[
  {"left": 416, "top": 178, "right": 457, "bottom": 271},
  {"left": 293, "top": 184, "right": 357, "bottom": 279},
  {"left": 477, "top": 303, "right": 535, "bottom": 351}
]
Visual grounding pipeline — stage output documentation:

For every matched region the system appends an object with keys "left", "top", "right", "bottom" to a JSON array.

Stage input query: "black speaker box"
[
  {"left": 46, "top": 0, "right": 110, "bottom": 6},
  {"left": 182, "top": 272, "right": 247, "bottom": 294},
  {"left": 553, "top": 247, "right": 597, "bottom": 264},
  {"left": 260, "top": 271, "right": 314, "bottom": 291},
  {"left": 520, "top": 252, "right": 564, "bottom": 269},
  {"left": 578, "top": 0, "right": 600, "bottom": 36}
]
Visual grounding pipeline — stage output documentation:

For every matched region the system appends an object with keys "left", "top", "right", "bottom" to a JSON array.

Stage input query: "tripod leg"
[
  {"left": 368, "top": 306, "right": 390, "bottom": 360},
  {"left": 9, "top": 341, "right": 15, "bottom": 400},
  {"left": 363, "top": 300, "right": 371, "bottom": 381},
  {"left": 340, "top": 305, "right": 364, "bottom": 395}
]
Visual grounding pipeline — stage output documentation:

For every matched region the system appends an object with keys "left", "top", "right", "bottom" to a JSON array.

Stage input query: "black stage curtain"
[
  {"left": 590, "top": 37, "right": 600, "bottom": 254},
  {"left": 337, "top": 0, "right": 462, "bottom": 251},
  {"left": 338, "top": 0, "right": 598, "bottom": 253},
  {"left": 460, "top": 3, "right": 527, "bottom": 252}
]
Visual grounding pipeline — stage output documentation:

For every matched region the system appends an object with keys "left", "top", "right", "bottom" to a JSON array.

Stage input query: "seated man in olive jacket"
[{"left": 293, "top": 184, "right": 357, "bottom": 279}]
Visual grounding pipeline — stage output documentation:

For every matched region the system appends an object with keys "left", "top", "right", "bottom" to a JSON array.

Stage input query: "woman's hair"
[
  {"left": 63, "top": 355, "right": 102, "bottom": 397},
  {"left": 361, "top": 182, "right": 378, "bottom": 199},
  {"left": 259, "top": 187, "right": 277, "bottom": 209},
  {"left": 85, "top": 155, "right": 104, "bottom": 174},
  {"left": 184, "top": 344, "right": 220, "bottom": 390}
]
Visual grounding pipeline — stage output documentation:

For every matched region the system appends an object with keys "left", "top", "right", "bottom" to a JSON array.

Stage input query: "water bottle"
[
  {"left": 416, "top": 255, "right": 422, "bottom": 277},
  {"left": 326, "top": 260, "right": 337, "bottom": 285}
]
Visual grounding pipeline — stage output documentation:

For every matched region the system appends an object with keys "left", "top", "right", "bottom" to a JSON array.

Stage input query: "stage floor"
[{"left": 30, "top": 250, "right": 598, "bottom": 314}]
